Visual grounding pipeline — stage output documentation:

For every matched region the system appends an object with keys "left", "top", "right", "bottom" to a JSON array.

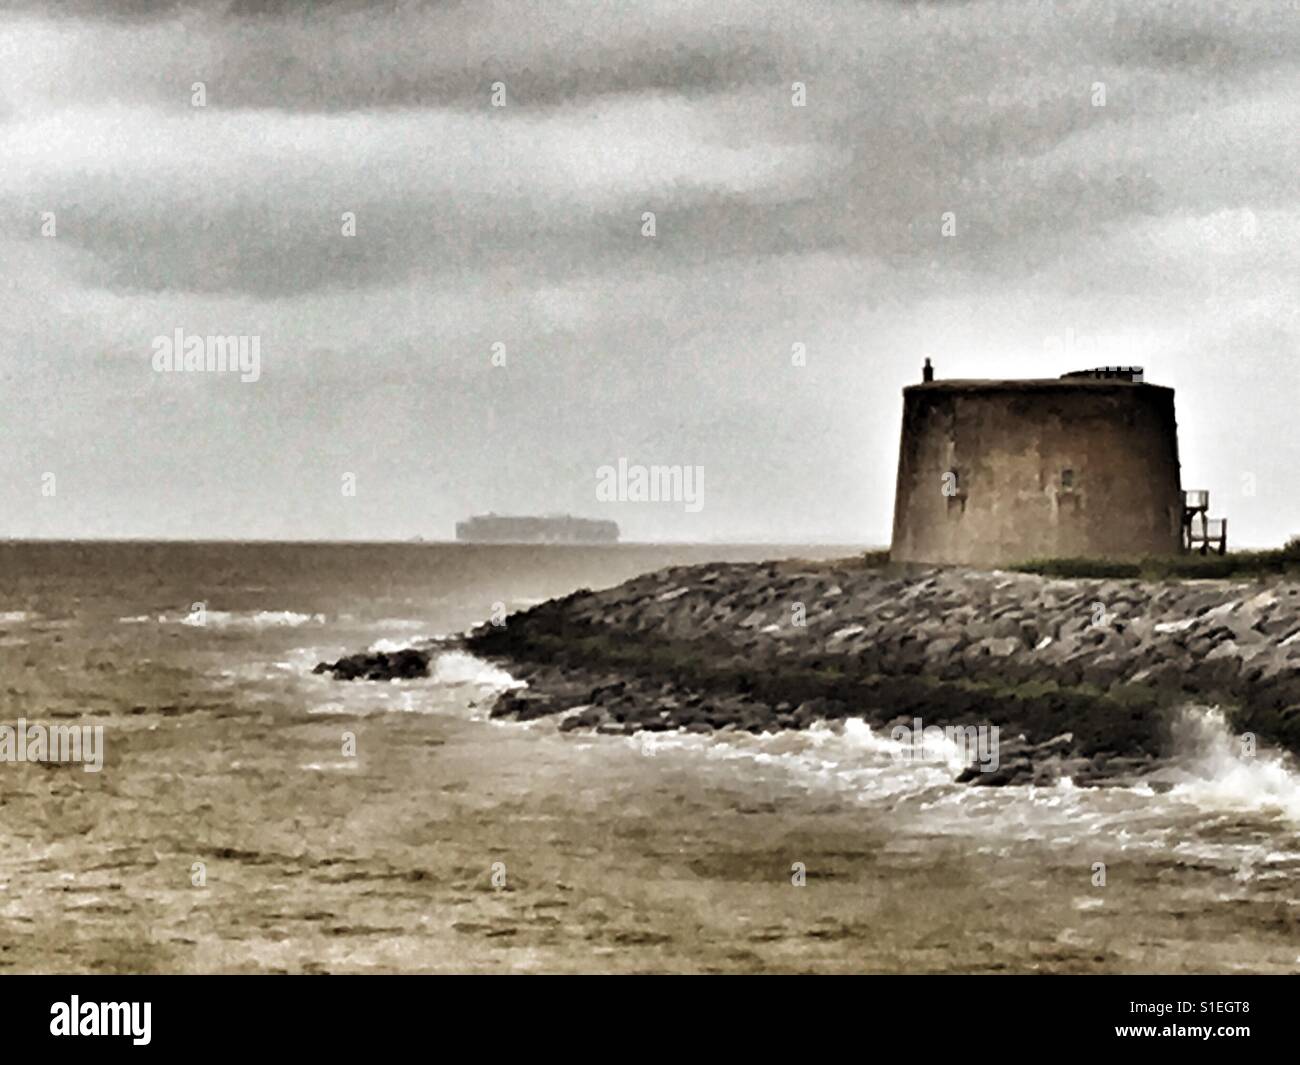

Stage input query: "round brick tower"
[{"left": 889, "top": 367, "right": 1183, "bottom": 567}]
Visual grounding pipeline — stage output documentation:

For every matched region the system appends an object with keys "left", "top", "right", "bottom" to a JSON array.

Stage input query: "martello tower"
[{"left": 889, "top": 364, "right": 1184, "bottom": 567}]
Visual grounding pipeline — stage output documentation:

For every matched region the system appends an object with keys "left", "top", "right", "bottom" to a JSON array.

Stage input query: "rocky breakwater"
[{"left": 318, "top": 558, "right": 1300, "bottom": 786}]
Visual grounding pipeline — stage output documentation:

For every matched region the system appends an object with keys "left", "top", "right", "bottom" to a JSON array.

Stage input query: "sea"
[{"left": 0, "top": 541, "right": 1297, "bottom": 973}]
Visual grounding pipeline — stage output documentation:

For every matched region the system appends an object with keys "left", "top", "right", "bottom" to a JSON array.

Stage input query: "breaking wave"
[
  {"left": 431, "top": 650, "right": 524, "bottom": 692},
  {"left": 121, "top": 609, "right": 327, "bottom": 628},
  {"left": 1165, "top": 705, "right": 1300, "bottom": 822}
]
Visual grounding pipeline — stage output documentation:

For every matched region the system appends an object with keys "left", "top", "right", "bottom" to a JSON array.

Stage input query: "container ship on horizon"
[{"left": 454, "top": 514, "right": 620, "bottom": 544}]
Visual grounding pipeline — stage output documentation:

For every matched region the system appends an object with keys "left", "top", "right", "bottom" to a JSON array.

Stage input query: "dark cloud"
[
  {"left": 0, "top": 0, "right": 188, "bottom": 20},
  {"left": 0, "top": 0, "right": 1296, "bottom": 541},
  {"left": 0, "top": 0, "right": 380, "bottom": 19}
]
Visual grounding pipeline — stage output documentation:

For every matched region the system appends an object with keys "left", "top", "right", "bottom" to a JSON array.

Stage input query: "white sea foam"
[
  {"left": 628, "top": 716, "right": 956, "bottom": 801},
  {"left": 1164, "top": 706, "right": 1300, "bottom": 822},
  {"left": 120, "top": 609, "right": 327, "bottom": 628},
  {"left": 241, "top": 610, "right": 327, "bottom": 628},
  {"left": 431, "top": 650, "right": 524, "bottom": 691},
  {"left": 302, "top": 648, "right": 523, "bottom": 716},
  {"left": 0, "top": 611, "right": 33, "bottom": 624},
  {"left": 367, "top": 636, "right": 439, "bottom": 653},
  {"left": 547, "top": 703, "right": 1300, "bottom": 872},
  {"left": 629, "top": 705, "right": 1300, "bottom": 826}
]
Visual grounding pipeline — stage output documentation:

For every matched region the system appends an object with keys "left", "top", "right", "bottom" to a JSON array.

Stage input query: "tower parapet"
[{"left": 1060, "top": 366, "right": 1145, "bottom": 383}]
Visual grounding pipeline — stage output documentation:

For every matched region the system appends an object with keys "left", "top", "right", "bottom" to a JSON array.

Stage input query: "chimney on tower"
[{"left": 922, "top": 357, "right": 934, "bottom": 383}]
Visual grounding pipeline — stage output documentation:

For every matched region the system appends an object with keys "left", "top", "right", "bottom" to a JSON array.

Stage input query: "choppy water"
[{"left": 0, "top": 542, "right": 1297, "bottom": 973}]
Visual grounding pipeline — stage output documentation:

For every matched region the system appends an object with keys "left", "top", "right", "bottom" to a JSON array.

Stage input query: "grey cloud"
[
  {"left": 1, "top": 0, "right": 1296, "bottom": 542},
  {"left": 202, "top": 39, "right": 779, "bottom": 112}
]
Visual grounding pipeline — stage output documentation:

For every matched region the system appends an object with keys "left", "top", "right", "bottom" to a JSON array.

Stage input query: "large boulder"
[{"left": 313, "top": 647, "right": 430, "bottom": 681}]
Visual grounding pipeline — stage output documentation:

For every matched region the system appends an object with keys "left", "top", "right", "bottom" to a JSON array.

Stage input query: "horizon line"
[{"left": 0, "top": 536, "right": 879, "bottom": 548}]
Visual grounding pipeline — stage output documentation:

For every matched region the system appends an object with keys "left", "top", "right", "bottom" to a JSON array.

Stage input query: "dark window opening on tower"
[{"left": 1062, "top": 469, "right": 1074, "bottom": 490}]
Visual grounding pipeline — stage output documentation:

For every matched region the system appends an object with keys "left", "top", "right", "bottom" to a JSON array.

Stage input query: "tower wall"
[{"left": 889, "top": 381, "right": 1183, "bottom": 567}]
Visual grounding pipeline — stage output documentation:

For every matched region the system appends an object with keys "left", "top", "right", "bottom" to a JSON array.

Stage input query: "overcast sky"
[{"left": 1, "top": 0, "right": 1296, "bottom": 543}]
